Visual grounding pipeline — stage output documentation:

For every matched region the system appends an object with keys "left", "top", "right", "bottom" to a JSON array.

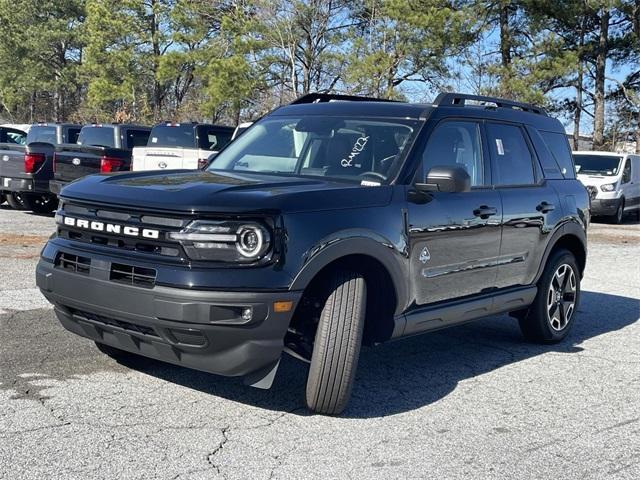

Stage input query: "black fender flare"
[
  {"left": 290, "top": 233, "right": 409, "bottom": 316},
  {"left": 534, "top": 220, "right": 587, "bottom": 282}
]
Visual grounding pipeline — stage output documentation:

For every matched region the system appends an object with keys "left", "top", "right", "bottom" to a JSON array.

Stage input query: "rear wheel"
[
  {"left": 518, "top": 249, "right": 580, "bottom": 343},
  {"left": 21, "top": 193, "right": 57, "bottom": 214},
  {"left": 0, "top": 192, "right": 5, "bottom": 205},
  {"left": 5, "top": 192, "right": 25, "bottom": 210},
  {"left": 305, "top": 270, "right": 366, "bottom": 415}
]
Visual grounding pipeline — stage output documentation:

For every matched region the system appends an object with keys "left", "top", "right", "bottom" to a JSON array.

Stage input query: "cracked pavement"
[{"left": 0, "top": 205, "right": 639, "bottom": 479}]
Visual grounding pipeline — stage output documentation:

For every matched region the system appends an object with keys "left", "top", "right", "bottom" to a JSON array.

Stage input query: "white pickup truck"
[{"left": 131, "top": 123, "right": 234, "bottom": 171}]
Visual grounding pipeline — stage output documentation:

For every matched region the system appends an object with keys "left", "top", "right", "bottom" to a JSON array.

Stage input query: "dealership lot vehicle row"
[{"left": 0, "top": 207, "right": 638, "bottom": 480}]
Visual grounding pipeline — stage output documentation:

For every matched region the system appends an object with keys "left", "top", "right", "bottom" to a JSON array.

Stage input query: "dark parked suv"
[{"left": 37, "top": 93, "right": 589, "bottom": 414}]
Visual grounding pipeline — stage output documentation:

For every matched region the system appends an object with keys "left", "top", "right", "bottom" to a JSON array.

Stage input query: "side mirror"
[{"left": 416, "top": 166, "right": 471, "bottom": 193}]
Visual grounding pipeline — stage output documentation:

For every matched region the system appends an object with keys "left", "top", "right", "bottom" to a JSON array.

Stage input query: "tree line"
[{"left": 0, "top": 0, "right": 638, "bottom": 151}]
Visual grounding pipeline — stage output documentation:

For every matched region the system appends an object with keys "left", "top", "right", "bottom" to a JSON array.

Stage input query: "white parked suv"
[
  {"left": 132, "top": 123, "right": 234, "bottom": 172},
  {"left": 573, "top": 151, "right": 640, "bottom": 223}
]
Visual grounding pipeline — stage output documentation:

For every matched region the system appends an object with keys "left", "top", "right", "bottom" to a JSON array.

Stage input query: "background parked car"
[
  {"left": 574, "top": 151, "right": 640, "bottom": 223},
  {"left": 0, "top": 123, "right": 81, "bottom": 213},
  {"left": 50, "top": 123, "right": 151, "bottom": 195},
  {"left": 131, "top": 122, "right": 233, "bottom": 172}
]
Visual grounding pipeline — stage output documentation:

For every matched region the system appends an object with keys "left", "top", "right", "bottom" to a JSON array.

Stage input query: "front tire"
[
  {"left": 21, "top": 193, "right": 57, "bottom": 214},
  {"left": 518, "top": 249, "right": 580, "bottom": 344},
  {"left": 5, "top": 192, "right": 25, "bottom": 210},
  {"left": 305, "top": 270, "right": 366, "bottom": 415},
  {"left": 609, "top": 198, "right": 624, "bottom": 224}
]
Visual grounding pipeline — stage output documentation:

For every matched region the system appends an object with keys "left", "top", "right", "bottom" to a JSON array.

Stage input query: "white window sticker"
[
  {"left": 151, "top": 137, "right": 158, "bottom": 143},
  {"left": 495, "top": 138, "right": 504, "bottom": 155}
]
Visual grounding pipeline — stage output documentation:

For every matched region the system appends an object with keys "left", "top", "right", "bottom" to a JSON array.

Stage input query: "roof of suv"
[{"left": 273, "top": 92, "right": 563, "bottom": 131}]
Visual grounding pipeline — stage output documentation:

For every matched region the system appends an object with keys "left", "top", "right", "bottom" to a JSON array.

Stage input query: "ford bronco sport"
[{"left": 37, "top": 93, "right": 589, "bottom": 414}]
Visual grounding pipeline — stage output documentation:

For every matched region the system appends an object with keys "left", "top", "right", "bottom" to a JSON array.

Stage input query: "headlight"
[
  {"left": 169, "top": 220, "right": 271, "bottom": 262},
  {"left": 600, "top": 183, "right": 616, "bottom": 192}
]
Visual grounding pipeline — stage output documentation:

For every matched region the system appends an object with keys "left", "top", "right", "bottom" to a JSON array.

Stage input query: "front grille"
[
  {"left": 56, "top": 252, "right": 90, "bottom": 275},
  {"left": 72, "top": 309, "right": 159, "bottom": 338},
  {"left": 57, "top": 201, "right": 187, "bottom": 260},
  {"left": 110, "top": 262, "right": 157, "bottom": 288}
]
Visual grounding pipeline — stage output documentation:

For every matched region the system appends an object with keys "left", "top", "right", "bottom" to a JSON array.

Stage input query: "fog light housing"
[{"left": 241, "top": 307, "right": 253, "bottom": 321}]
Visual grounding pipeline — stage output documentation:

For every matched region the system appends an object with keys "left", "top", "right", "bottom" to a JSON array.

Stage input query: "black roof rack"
[
  {"left": 290, "top": 93, "right": 399, "bottom": 105},
  {"left": 433, "top": 92, "right": 547, "bottom": 116}
]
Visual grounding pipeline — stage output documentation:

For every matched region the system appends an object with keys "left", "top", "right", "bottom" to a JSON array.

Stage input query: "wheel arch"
[{"left": 535, "top": 222, "right": 587, "bottom": 282}]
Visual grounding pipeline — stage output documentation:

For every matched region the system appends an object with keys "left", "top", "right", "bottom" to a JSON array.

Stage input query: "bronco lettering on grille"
[{"left": 62, "top": 216, "right": 160, "bottom": 239}]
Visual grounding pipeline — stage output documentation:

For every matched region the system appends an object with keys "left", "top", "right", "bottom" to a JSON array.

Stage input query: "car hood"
[
  {"left": 577, "top": 173, "right": 619, "bottom": 188},
  {"left": 59, "top": 170, "right": 393, "bottom": 213}
]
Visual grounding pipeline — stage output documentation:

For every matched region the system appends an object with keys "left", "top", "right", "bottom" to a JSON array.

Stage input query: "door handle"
[
  {"left": 473, "top": 205, "right": 498, "bottom": 219},
  {"left": 536, "top": 202, "right": 555, "bottom": 213}
]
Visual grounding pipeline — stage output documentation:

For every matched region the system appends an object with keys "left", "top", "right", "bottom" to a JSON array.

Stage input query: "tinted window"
[
  {"left": 486, "top": 123, "right": 535, "bottom": 185},
  {"left": 573, "top": 155, "right": 621, "bottom": 176},
  {"left": 148, "top": 125, "right": 195, "bottom": 148},
  {"left": 199, "top": 127, "right": 233, "bottom": 151},
  {"left": 127, "top": 129, "right": 150, "bottom": 149},
  {"left": 209, "top": 116, "right": 417, "bottom": 183},
  {"left": 622, "top": 158, "right": 631, "bottom": 183},
  {"left": 5, "top": 130, "right": 26, "bottom": 145},
  {"left": 421, "top": 121, "right": 484, "bottom": 186},
  {"left": 27, "top": 126, "right": 57, "bottom": 144},
  {"left": 78, "top": 127, "right": 115, "bottom": 148},
  {"left": 67, "top": 128, "right": 81, "bottom": 144},
  {"left": 540, "top": 131, "right": 575, "bottom": 179}
]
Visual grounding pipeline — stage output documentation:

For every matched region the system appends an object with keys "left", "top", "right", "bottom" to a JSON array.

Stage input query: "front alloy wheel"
[{"left": 546, "top": 264, "right": 577, "bottom": 331}]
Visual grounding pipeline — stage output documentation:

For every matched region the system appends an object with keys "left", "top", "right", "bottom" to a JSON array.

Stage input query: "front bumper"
[
  {"left": 1, "top": 176, "right": 50, "bottom": 194},
  {"left": 36, "top": 257, "right": 302, "bottom": 380},
  {"left": 590, "top": 198, "right": 620, "bottom": 216}
]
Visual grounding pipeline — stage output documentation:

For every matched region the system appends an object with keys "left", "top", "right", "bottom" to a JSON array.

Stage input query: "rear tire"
[
  {"left": 0, "top": 193, "right": 5, "bottom": 205},
  {"left": 5, "top": 192, "right": 25, "bottom": 210},
  {"left": 21, "top": 193, "right": 57, "bottom": 214},
  {"left": 305, "top": 270, "right": 366, "bottom": 415},
  {"left": 518, "top": 249, "right": 580, "bottom": 344}
]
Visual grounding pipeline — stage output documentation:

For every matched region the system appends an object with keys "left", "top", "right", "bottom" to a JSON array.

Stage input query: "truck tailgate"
[
  {"left": 54, "top": 146, "right": 105, "bottom": 183},
  {"left": 132, "top": 147, "right": 200, "bottom": 171},
  {"left": 0, "top": 145, "right": 27, "bottom": 183}
]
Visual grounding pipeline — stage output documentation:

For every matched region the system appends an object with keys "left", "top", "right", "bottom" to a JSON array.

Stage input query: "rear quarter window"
[{"left": 540, "top": 131, "right": 576, "bottom": 179}]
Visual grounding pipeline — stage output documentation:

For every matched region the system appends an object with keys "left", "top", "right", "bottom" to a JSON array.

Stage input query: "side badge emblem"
[{"left": 419, "top": 246, "right": 431, "bottom": 264}]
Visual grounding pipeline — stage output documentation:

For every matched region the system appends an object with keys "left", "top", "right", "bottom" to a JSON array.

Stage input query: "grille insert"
[
  {"left": 72, "top": 309, "right": 158, "bottom": 338},
  {"left": 56, "top": 252, "right": 90, "bottom": 275},
  {"left": 110, "top": 263, "right": 157, "bottom": 288}
]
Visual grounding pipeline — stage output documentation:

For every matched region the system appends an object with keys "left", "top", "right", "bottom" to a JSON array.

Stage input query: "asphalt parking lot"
[{"left": 1, "top": 206, "right": 639, "bottom": 480}]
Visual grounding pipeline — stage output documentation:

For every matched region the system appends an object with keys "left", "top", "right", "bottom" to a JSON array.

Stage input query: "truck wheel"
[
  {"left": 21, "top": 193, "right": 57, "bottom": 214},
  {"left": 609, "top": 198, "right": 624, "bottom": 224},
  {"left": 305, "top": 270, "right": 366, "bottom": 415},
  {"left": 5, "top": 192, "right": 25, "bottom": 210},
  {"left": 94, "top": 341, "right": 136, "bottom": 360},
  {"left": 518, "top": 249, "right": 580, "bottom": 344},
  {"left": 0, "top": 193, "right": 5, "bottom": 205}
]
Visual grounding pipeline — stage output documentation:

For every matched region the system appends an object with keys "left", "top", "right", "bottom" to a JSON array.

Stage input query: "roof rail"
[
  {"left": 290, "top": 92, "right": 399, "bottom": 105},
  {"left": 433, "top": 92, "right": 547, "bottom": 116}
]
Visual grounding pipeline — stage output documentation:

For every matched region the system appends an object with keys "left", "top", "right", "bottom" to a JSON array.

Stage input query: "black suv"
[{"left": 37, "top": 93, "right": 589, "bottom": 414}]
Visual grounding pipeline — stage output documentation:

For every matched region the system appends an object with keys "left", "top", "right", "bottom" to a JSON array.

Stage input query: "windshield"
[
  {"left": 148, "top": 125, "right": 196, "bottom": 148},
  {"left": 208, "top": 116, "right": 418, "bottom": 183},
  {"left": 27, "top": 126, "right": 56, "bottom": 144},
  {"left": 574, "top": 154, "right": 622, "bottom": 176},
  {"left": 78, "top": 127, "right": 115, "bottom": 148}
]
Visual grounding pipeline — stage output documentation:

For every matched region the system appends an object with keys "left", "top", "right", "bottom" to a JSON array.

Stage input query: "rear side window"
[
  {"left": 5, "top": 130, "right": 26, "bottom": 145},
  {"left": 540, "top": 131, "right": 575, "bottom": 179},
  {"left": 27, "top": 126, "right": 57, "bottom": 144},
  {"left": 622, "top": 158, "right": 632, "bottom": 183},
  {"left": 199, "top": 127, "right": 233, "bottom": 151},
  {"left": 148, "top": 125, "right": 195, "bottom": 148},
  {"left": 486, "top": 123, "right": 535, "bottom": 186},
  {"left": 126, "top": 129, "right": 150, "bottom": 149},
  {"left": 78, "top": 127, "right": 115, "bottom": 148}
]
